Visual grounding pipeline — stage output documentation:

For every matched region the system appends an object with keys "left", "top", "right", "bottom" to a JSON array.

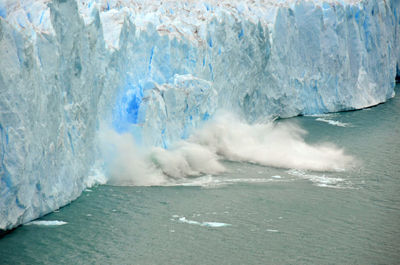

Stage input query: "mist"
[{"left": 99, "top": 112, "right": 354, "bottom": 186}]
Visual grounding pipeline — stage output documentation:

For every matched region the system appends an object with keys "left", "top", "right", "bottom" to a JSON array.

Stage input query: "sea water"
[{"left": 0, "top": 85, "right": 399, "bottom": 264}]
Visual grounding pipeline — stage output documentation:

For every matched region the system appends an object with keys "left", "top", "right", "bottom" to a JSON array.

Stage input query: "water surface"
[{"left": 1, "top": 85, "right": 399, "bottom": 264}]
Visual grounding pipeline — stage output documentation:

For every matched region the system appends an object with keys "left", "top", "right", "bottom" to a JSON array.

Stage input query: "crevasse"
[{"left": 0, "top": 0, "right": 399, "bottom": 230}]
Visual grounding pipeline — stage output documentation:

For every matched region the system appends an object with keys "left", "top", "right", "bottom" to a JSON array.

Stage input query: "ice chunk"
[
  {"left": 315, "top": 118, "right": 350, "bottom": 127},
  {"left": 24, "top": 220, "right": 68, "bottom": 226},
  {"left": 176, "top": 216, "right": 231, "bottom": 228}
]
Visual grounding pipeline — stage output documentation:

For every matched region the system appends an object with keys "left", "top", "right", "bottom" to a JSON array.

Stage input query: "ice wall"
[{"left": 0, "top": 0, "right": 399, "bottom": 230}]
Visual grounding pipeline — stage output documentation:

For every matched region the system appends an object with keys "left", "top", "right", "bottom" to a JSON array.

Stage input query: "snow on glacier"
[{"left": 0, "top": 0, "right": 399, "bottom": 230}]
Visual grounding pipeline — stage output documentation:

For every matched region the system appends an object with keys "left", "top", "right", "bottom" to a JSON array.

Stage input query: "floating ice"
[
  {"left": 175, "top": 216, "right": 231, "bottom": 228},
  {"left": 202, "top": 222, "right": 231, "bottom": 228},
  {"left": 315, "top": 118, "right": 351, "bottom": 127},
  {"left": 24, "top": 220, "right": 68, "bottom": 226}
]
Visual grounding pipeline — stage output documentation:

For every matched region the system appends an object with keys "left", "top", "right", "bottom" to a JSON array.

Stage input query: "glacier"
[{"left": 0, "top": 0, "right": 399, "bottom": 230}]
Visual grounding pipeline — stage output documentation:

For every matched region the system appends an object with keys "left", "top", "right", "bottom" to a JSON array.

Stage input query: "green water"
[{"left": 1, "top": 86, "right": 399, "bottom": 264}]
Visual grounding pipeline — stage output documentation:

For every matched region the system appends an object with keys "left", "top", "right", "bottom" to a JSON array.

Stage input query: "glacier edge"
[{"left": 0, "top": 0, "right": 399, "bottom": 230}]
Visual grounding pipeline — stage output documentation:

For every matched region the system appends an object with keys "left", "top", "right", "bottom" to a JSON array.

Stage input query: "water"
[{"left": 1, "top": 85, "right": 399, "bottom": 264}]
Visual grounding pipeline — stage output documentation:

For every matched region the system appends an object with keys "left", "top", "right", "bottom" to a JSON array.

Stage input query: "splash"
[
  {"left": 189, "top": 112, "right": 354, "bottom": 171},
  {"left": 99, "top": 112, "right": 354, "bottom": 186},
  {"left": 98, "top": 128, "right": 166, "bottom": 186}
]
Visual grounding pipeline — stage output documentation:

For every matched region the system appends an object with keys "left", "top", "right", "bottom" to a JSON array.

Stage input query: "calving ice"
[
  {"left": 0, "top": 0, "right": 399, "bottom": 230},
  {"left": 100, "top": 112, "right": 354, "bottom": 186}
]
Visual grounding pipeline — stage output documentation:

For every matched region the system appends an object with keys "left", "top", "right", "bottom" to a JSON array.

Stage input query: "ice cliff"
[{"left": 0, "top": 0, "right": 399, "bottom": 230}]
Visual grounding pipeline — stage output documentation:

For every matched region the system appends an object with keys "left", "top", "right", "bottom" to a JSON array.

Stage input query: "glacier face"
[{"left": 0, "top": 0, "right": 399, "bottom": 230}]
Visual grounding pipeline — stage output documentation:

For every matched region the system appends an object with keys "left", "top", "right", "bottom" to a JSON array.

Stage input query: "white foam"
[
  {"left": 176, "top": 216, "right": 231, "bottom": 228},
  {"left": 266, "top": 229, "right": 279, "bottom": 233},
  {"left": 25, "top": 220, "right": 67, "bottom": 226},
  {"left": 315, "top": 118, "right": 350, "bottom": 127},
  {"left": 287, "top": 169, "right": 351, "bottom": 189},
  {"left": 166, "top": 175, "right": 279, "bottom": 188}
]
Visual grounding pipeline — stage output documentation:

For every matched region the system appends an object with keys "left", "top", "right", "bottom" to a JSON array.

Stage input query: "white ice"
[{"left": 0, "top": 0, "right": 398, "bottom": 229}]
